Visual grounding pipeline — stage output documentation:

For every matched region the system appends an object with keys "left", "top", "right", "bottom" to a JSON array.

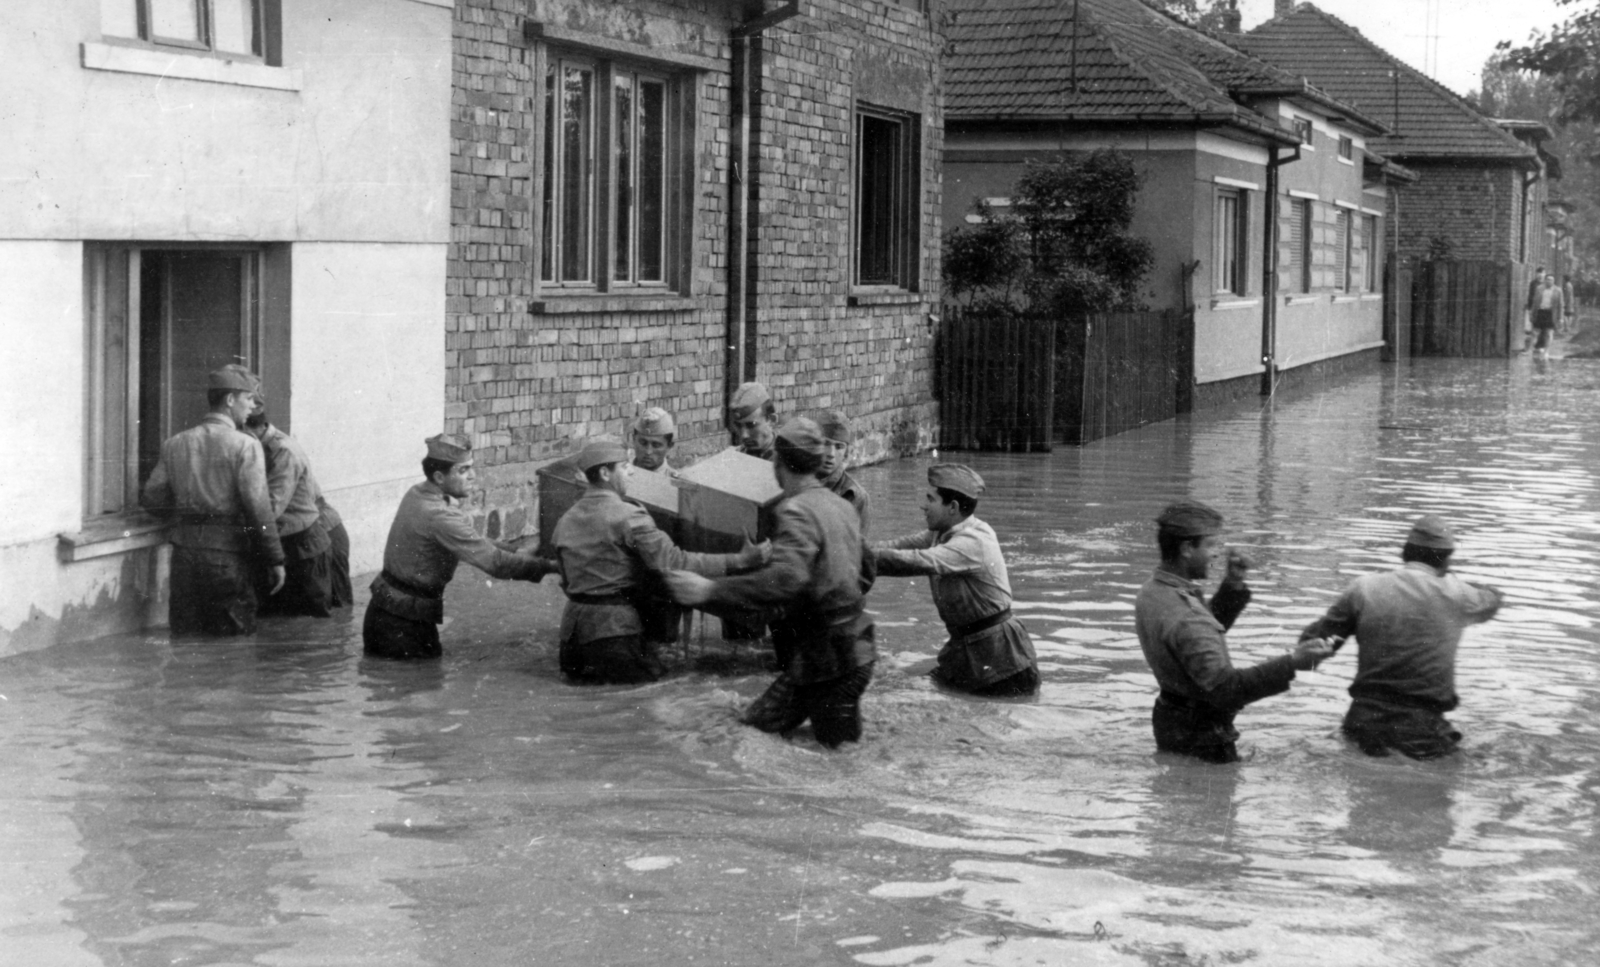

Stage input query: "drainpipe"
[{"left": 1261, "top": 142, "right": 1299, "bottom": 397}]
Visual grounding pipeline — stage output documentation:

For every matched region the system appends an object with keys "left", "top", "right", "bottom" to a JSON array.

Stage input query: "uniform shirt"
[
  {"left": 553, "top": 488, "right": 735, "bottom": 644},
  {"left": 380, "top": 480, "right": 536, "bottom": 597},
  {"left": 142, "top": 412, "right": 284, "bottom": 564},
  {"left": 257, "top": 424, "right": 323, "bottom": 538},
  {"left": 822, "top": 469, "right": 870, "bottom": 535},
  {"left": 1301, "top": 561, "right": 1501, "bottom": 711},
  {"left": 1135, "top": 569, "right": 1295, "bottom": 712},
  {"left": 707, "top": 479, "right": 875, "bottom": 683},
  {"left": 875, "top": 516, "right": 1011, "bottom": 630}
]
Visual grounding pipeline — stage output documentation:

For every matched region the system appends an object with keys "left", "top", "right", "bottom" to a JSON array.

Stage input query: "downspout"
[{"left": 1260, "top": 142, "right": 1299, "bottom": 397}]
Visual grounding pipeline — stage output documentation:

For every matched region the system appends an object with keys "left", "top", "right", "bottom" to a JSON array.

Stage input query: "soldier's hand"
[
  {"left": 663, "top": 569, "right": 714, "bottom": 606},
  {"left": 1224, "top": 548, "right": 1252, "bottom": 584},
  {"left": 268, "top": 565, "right": 286, "bottom": 596},
  {"left": 1289, "top": 637, "right": 1335, "bottom": 671},
  {"left": 736, "top": 537, "right": 772, "bottom": 571}
]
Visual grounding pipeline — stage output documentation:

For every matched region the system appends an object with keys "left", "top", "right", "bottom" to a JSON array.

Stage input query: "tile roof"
[
  {"left": 1238, "top": 4, "right": 1534, "bottom": 163},
  {"left": 943, "top": 0, "right": 1374, "bottom": 142}
]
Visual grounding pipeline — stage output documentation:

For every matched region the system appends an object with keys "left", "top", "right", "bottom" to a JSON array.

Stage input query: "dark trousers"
[
  {"left": 560, "top": 634, "right": 664, "bottom": 685},
  {"left": 169, "top": 546, "right": 259, "bottom": 637},
  {"left": 965, "top": 665, "right": 1039, "bottom": 697},
  {"left": 260, "top": 529, "right": 332, "bottom": 618},
  {"left": 742, "top": 662, "right": 875, "bottom": 748},
  {"left": 1152, "top": 695, "right": 1241, "bottom": 764},
  {"left": 1342, "top": 698, "right": 1462, "bottom": 760},
  {"left": 326, "top": 522, "right": 352, "bottom": 608},
  {"left": 362, "top": 604, "right": 442, "bottom": 660}
]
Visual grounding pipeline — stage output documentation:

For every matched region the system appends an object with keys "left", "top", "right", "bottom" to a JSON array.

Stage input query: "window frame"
[
  {"left": 1291, "top": 116, "right": 1314, "bottom": 147},
  {"left": 535, "top": 45, "right": 691, "bottom": 298},
  {"left": 83, "top": 242, "right": 265, "bottom": 521},
  {"left": 1213, "top": 187, "right": 1249, "bottom": 296},
  {"left": 1362, "top": 213, "right": 1379, "bottom": 292},
  {"left": 851, "top": 102, "right": 922, "bottom": 291},
  {"left": 1337, "top": 135, "right": 1355, "bottom": 162},
  {"left": 1290, "top": 198, "right": 1312, "bottom": 294},
  {"left": 1334, "top": 208, "right": 1352, "bottom": 292},
  {"left": 104, "top": 0, "right": 272, "bottom": 61}
]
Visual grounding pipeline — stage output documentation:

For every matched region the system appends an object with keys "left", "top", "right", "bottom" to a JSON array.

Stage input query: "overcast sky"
[{"left": 1236, "top": 0, "right": 1571, "bottom": 98}]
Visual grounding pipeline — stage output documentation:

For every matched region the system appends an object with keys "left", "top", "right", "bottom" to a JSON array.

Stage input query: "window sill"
[
  {"left": 1332, "top": 294, "right": 1361, "bottom": 304},
  {"left": 1283, "top": 295, "right": 1318, "bottom": 306},
  {"left": 848, "top": 290, "right": 923, "bottom": 307},
  {"left": 530, "top": 293, "right": 704, "bottom": 315},
  {"left": 59, "top": 515, "right": 170, "bottom": 563},
  {"left": 81, "top": 41, "right": 302, "bottom": 92},
  {"left": 1359, "top": 293, "right": 1383, "bottom": 302},
  {"left": 1209, "top": 298, "right": 1260, "bottom": 311}
]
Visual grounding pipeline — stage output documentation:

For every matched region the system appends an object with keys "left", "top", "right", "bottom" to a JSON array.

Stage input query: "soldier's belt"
[
  {"left": 952, "top": 608, "right": 1013, "bottom": 639},
  {"left": 370, "top": 571, "right": 444, "bottom": 624},
  {"left": 566, "top": 593, "right": 634, "bottom": 607}
]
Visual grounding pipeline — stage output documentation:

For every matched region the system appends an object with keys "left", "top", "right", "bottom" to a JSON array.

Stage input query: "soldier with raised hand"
[
  {"left": 873, "top": 464, "right": 1039, "bottom": 696},
  {"left": 665, "top": 418, "right": 877, "bottom": 748},
  {"left": 1301, "top": 515, "right": 1502, "bottom": 760},
  {"left": 1135, "top": 500, "right": 1334, "bottom": 763},
  {"left": 141, "top": 366, "right": 285, "bottom": 636},
  {"left": 364, "top": 434, "right": 556, "bottom": 660}
]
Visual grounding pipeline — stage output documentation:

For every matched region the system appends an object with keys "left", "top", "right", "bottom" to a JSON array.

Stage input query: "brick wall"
[
  {"left": 449, "top": 0, "right": 940, "bottom": 536},
  {"left": 1391, "top": 161, "right": 1527, "bottom": 263}
]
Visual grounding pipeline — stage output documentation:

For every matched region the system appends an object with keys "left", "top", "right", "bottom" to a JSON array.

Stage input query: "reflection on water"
[{"left": 3, "top": 356, "right": 1600, "bottom": 965}]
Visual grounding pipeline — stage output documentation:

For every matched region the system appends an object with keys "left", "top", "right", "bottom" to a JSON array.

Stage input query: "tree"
[
  {"left": 942, "top": 150, "right": 1155, "bottom": 316},
  {"left": 1499, "top": 0, "right": 1600, "bottom": 125},
  {"left": 1152, "top": 0, "right": 1235, "bottom": 32}
]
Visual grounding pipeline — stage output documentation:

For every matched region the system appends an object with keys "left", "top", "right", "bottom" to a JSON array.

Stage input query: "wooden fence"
[
  {"left": 936, "top": 306, "right": 1193, "bottom": 450},
  {"left": 1401, "top": 259, "right": 1525, "bottom": 358}
]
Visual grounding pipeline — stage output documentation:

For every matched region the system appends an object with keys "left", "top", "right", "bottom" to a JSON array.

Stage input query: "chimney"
[
  {"left": 1221, "top": 0, "right": 1242, "bottom": 33},
  {"left": 1275, "top": 0, "right": 1295, "bottom": 18}
]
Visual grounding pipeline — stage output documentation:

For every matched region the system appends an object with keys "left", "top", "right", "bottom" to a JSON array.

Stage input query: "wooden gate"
[
  {"left": 1057, "top": 309, "right": 1193, "bottom": 445},
  {"left": 936, "top": 307, "right": 1055, "bottom": 452},
  {"left": 1409, "top": 260, "right": 1519, "bottom": 357}
]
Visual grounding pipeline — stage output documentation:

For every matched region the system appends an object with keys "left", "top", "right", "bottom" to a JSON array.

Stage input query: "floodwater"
[{"left": 5, "top": 353, "right": 1600, "bottom": 967}]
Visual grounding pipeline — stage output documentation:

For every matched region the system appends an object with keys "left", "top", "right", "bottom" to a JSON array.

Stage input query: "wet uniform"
[
  {"left": 1302, "top": 562, "right": 1501, "bottom": 759},
  {"left": 553, "top": 488, "right": 742, "bottom": 684},
  {"left": 256, "top": 423, "right": 334, "bottom": 617},
  {"left": 876, "top": 515, "right": 1039, "bottom": 695},
  {"left": 707, "top": 479, "right": 877, "bottom": 747},
  {"left": 1135, "top": 570, "right": 1297, "bottom": 763},
  {"left": 142, "top": 413, "right": 284, "bottom": 636},
  {"left": 317, "top": 497, "right": 353, "bottom": 608},
  {"left": 822, "top": 468, "right": 870, "bottom": 536},
  {"left": 364, "top": 481, "right": 549, "bottom": 659}
]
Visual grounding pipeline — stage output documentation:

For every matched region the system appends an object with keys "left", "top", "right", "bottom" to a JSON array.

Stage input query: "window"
[
  {"left": 83, "top": 245, "right": 262, "bottom": 518},
  {"left": 1288, "top": 198, "right": 1312, "bottom": 294},
  {"left": 1363, "top": 214, "right": 1379, "bottom": 291},
  {"left": 539, "top": 52, "right": 684, "bottom": 291},
  {"left": 1213, "top": 188, "right": 1249, "bottom": 295},
  {"left": 853, "top": 105, "right": 921, "bottom": 289},
  {"left": 1334, "top": 209, "right": 1352, "bottom": 292},
  {"left": 1338, "top": 135, "right": 1354, "bottom": 161},
  {"left": 102, "top": 0, "right": 268, "bottom": 58},
  {"left": 1292, "top": 117, "right": 1313, "bottom": 146}
]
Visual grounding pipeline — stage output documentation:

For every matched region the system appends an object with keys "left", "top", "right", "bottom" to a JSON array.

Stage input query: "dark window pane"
[
  {"left": 540, "top": 66, "right": 555, "bottom": 282},
  {"left": 857, "top": 113, "right": 902, "bottom": 285},
  {"left": 613, "top": 74, "right": 634, "bottom": 282},
  {"left": 638, "top": 80, "right": 666, "bottom": 283},
  {"left": 560, "top": 65, "right": 594, "bottom": 283}
]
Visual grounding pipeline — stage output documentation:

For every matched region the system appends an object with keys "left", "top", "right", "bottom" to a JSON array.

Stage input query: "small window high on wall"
[
  {"left": 83, "top": 245, "right": 263, "bottom": 518},
  {"left": 853, "top": 104, "right": 921, "bottom": 289},
  {"left": 101, "top": 0, "right": 274, "bottom": 59}
]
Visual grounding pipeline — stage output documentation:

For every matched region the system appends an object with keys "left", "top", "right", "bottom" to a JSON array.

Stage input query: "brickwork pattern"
[{"left": 1391, "top": 163, "right": 1531, "bottom": 264}]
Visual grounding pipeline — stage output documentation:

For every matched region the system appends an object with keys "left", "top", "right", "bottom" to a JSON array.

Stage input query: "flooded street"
[{"left": 5, "top": 353, "right": 1600, "bottom": 967}]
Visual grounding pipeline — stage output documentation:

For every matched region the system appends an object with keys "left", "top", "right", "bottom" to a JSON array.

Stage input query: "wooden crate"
[
  {"left": 673, "top": 448, "right": 782, "bottom": 553},
  {"left": 536, "top": 461, "right": 684, "bottom": 555},
  {"left": 626, "top": 465, "right": 681, "bottom": 541}
]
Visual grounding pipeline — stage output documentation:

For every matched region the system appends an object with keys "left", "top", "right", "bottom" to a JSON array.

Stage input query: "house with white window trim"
[{"left": 0, "top": 0, "right": 455, "bottom": 653}]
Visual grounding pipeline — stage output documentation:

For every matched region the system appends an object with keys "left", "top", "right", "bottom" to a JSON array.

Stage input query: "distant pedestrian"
[
  {"left": 1563, "top": 274, "right": 1576, "bottom": 334},
  {"left": 1134, "top": 500, "right": 1333, "bottom": 763},
  {"left": 1300, "top": 515, "right": 1501, "bottom": 760},
  {"left": 141, "top": 367, "right": 284, "bottom": 636},
  {"left": 1533, "top": 272, "right": 1562, "bottom": 355},
  {"left": 665, "top": 418, "right": 877, "bottom": 748},
  {"left": 1525, "top": 265, "right": 1545, "bottom": 350},
  {"left": 873, "top": 464, "right": 1039, "bottom": 696}
]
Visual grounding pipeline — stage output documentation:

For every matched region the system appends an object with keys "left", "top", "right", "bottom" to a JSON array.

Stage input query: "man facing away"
[
  {"left": 873, "top": 464, "right": 1039, "bottom": 696},
  {"left": 665, "top": 418, "right": 877, "bottom": 748},
  {"left": 552, "top": 437, "right": 769, "bottom": 684},
  {"left": 1135, "top": 500, "right": 1333, "bottom": 763},
  {"left": 809, "top": 409, "right": 870, "bottom": 535},
  {"left": 241, "top": 387, "right": 338, "bottom": 617},
  {"left": 631, "top": 406, "right": 678, "bottom": 475},
  {"left": 1300, "top": 515, "right": 1502, "bottom": 760},
  {"left": 141, "top": 366, "right": 285, "bottom": 636},
  {"left": 363, "top": 434, "right": 556, "bottom": 660}
]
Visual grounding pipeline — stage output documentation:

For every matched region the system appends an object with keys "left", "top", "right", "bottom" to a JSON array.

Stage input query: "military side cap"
[
  {"left": 633, "top": 407, "right": 676, "bottom": 437},
  {"left": 1156, "top": 499, "right": 1224, "bottom": 538},
  {"left": 929, "top": 464, "right": 985, "bottom": 500},
  {"left": 728, "top": 382, "right": 771, "bottom": 421},
  {"left": 809, "top": 409, "right": 851, "bottom": 444},
  {"left": 573, "top": 436, "right": 630, "bottom": 472},
  {"left": 774, "top": 416, "right": 826, "bottom": 457},
  {"left": 208, "top": 366, "right": 257, "bottom": 392},
  {"left": 425, "top": 433, "right": 472, "bottom": 463},
  {"left": 1406, "top": 514, "right": 1456, "bottom": 550}
]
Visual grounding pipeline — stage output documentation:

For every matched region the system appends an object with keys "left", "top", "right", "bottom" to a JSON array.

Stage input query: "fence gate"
[
  {"left": 1058, "top": 309, "right": 1193, "bottom": 446},
  {"left": 936, "top": 307, "right": 1055, "bottom": 452},
  {"left": 1410, "top": 259, "right": 1517, "bottom": 357}
]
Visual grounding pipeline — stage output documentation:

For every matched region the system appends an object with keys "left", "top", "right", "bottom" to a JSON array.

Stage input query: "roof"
[
  {"left": 1238, "top": 4, "right": 1535, "bottom": 164},
  {"left": 942, "top": 0, "right": 1377, "bottom": 142}
]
